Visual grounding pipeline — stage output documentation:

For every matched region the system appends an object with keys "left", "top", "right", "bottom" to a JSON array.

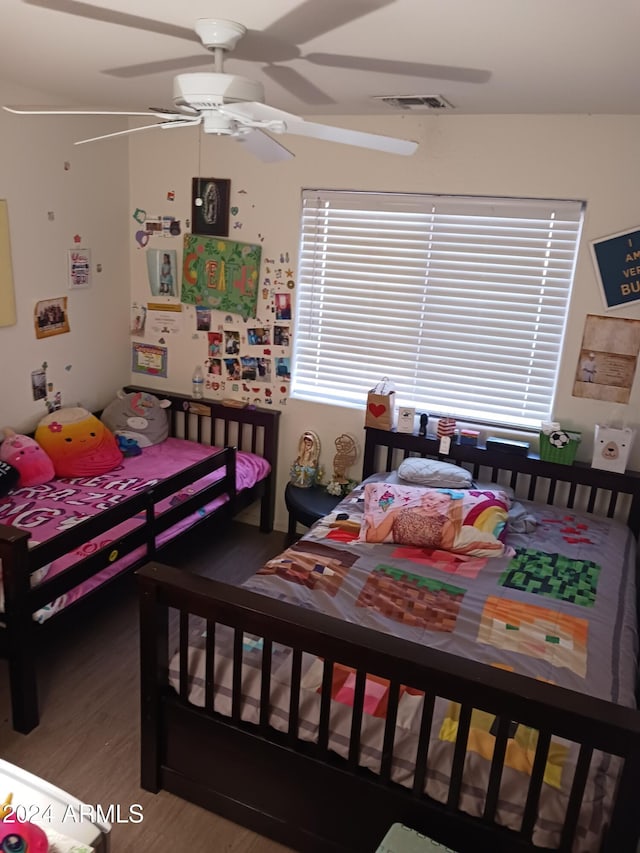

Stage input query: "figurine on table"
[{"left": 289, "top": 430, "right": 321, "bottom": 488}]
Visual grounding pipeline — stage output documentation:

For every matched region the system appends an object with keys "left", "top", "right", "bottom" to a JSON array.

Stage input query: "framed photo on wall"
[{"left": 191, "top": 177, "right": 230, "bottom": 237}]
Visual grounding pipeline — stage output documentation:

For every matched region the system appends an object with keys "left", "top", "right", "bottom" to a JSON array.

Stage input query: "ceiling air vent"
[{"left": 373, "top": 95, "right": 454, "bottom": 111}]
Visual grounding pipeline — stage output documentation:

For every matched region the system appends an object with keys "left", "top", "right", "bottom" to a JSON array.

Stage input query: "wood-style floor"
[{"left": 0, "top": 522, "right": 296, "bottom": 853}]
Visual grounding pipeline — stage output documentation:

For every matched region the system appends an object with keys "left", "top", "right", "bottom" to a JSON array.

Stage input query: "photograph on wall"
[
  {"left": 255, "top": 357, "right": 272, "bottom": 383},
  {"left": 274, "top": 324, "right": 291, "bottom": 347},
  {"left": 247, "top": 325, "right": 271, "bottom": 346},
  {"left": 573, "top": 313, "right": 640, "bottom": 403},
  {"left": 207, "top": 331, "right": 223, "bottom": 356},
  {"left": 208, "top": 358, "right": 223, "bottom": 377},
  {"left": 591, "top": 226, "right": 640, "bottom": 310},
  {"left": 224, "top": 357, "right": 241, "bottom": 380},
  {"left": 31, "top": 368, "right": 47, "bottom": 401},
  {"left": 191, "top": 178, "right": 230, "bottom": 237},
  {"left": 275, "top": 357, "right": 291, "bottom": 380},
  {"left": 67, "top": 248, "right": 91, "bottom": 289},
  {"left": 196, "top": 306, "right": 212, "bottom": 331},
  {"left": 146, "top": 248, "right": 177, "bottom": 297},
  {"left": 181, "top": 234, "right": 262, "bottom": 320},
  {"left": 34, "top": 297, "right": 70, "bottom": 339},
  {"left": 275, "top": 292, "right": 292, "bottom": 320},
  {"left": 131, "top": 342, "right": 168, "bottom": 378},
  {"left": 224, "top": 330, "right": 240, "bottom": 354},
  {"left": 130, "top": 303, "right": 147, "bottom": 335}
]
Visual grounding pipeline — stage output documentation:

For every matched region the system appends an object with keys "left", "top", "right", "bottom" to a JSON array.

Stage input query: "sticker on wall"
[
  {"left": 67, "top": 248, "right": 91, "bottom": 289},
  {"left": 131, "top": 342, "right": 168, "bottom": 378},
  {"left": 34, "top": 297, "right": 70, "bottom": 339}
]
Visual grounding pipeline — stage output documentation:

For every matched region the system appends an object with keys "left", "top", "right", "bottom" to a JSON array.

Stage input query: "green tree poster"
[{"left": 180, "top": 234, "right": 261, "bottom": 320}]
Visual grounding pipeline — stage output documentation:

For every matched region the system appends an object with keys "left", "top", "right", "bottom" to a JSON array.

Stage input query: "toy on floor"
[
  {"left": 0, "top": 795, "right": 49, "bottom": 852},
  {"left": 0, "top": 429, "right": 55, "bottom": 487},
  {"left": 35, "top": 408, "right": 122, "bottom": 477}
]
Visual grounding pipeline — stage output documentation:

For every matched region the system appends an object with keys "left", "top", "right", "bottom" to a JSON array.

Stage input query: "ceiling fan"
[{"left": 3, "top": 17, "right": 420, "bottom": 161}]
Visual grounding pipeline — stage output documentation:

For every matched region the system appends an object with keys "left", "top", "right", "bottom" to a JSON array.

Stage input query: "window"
[{"left": 292, "top": 190, "right": 584, "bottom": 430}]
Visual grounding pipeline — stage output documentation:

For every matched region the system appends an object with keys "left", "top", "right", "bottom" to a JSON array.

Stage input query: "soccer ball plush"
[{"left": 548, "top": 430, "right": 570, "bottom": 449}]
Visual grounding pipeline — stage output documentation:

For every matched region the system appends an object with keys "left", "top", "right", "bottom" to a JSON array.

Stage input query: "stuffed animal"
[
  {"left": 35, "top": 407, "right": 122, "bottom": 477},
  {"left": 0, "top": 428, "right": 55, "bottom": 487},
  {"left": 100, "top": 389, "right": 171, "bottom": 448}
]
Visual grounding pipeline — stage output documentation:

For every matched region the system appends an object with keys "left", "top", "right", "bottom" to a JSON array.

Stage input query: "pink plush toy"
[{"left": 0, "top": 428, "right": 55, "bottom": 487}]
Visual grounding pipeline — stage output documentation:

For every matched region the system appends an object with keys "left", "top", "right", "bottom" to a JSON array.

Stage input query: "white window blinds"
[{"left": 293, "top": 190, "right": 584, "bottom": 430}]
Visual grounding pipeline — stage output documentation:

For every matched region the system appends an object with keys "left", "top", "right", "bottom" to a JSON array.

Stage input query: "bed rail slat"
[
  {"left": 587, "top": 486, "right": 597, "bottom": 513},
  {"left": 482, "top": 714, "right": 511, "bottom": 821},
  {"left": 568, "top": 481, "right": 577, "bottom": 508},
  {"left": 527, "top": 475, "right": 538, "bottom": 501},
  {"left": 380, "top": 681, "right": 400, "bottom": 782},
  {"left": 179, "top": 611, "right": 189, "bottom": 700},
  {"left": 231, "top": 627, "right": 243, "bottom": 723},
  {"left": 412, "top": 692, "right": 435, "bottom": 796},
  {"left": 520, "top": 729, "right": 552, "bottom": 838},
  {"left": 288, "top": 648, "right": 302, "bottom": 742},
  {"left": 259, "top": 638, "right": 272, "bottom": 730},
  {"left": 559, "top": 743, "right": 593, "bottom": 852},
  {"left": 204, "top": 618, "right": 215, "bottom": 711},
  {"left": 348, "top": 669, "right": 367, "bottom": 768},
  {"left": 546, "top": 479, "right": 557, "bottom": 505},
  {"left": 608, "top": 491, "right": 619, "bottom": 518},
  {"left": 318, "top": 660, "right": 334, "bottom": 753},
  {"left": 447, "top": 703, "right": 472, "bottom": 810}
]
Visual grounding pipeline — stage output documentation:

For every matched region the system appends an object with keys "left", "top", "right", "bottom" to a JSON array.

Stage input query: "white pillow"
[{"left": 397, "top": 456, "right": 472, "bottom": 488}]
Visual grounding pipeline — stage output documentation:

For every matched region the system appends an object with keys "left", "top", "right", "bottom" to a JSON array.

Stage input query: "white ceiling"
[{"left": 1, "top": 0, "right": 639, "bottom": 118}]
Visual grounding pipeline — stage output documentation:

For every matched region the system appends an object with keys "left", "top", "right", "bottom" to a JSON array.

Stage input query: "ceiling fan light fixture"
[{"left": 173, "top": 73, "right": 265, "bottom": 111}]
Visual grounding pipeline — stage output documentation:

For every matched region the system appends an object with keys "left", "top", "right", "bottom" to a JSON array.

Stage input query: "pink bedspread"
[{"left": 0, "top": 438, "right": 270, "bottom": 622}]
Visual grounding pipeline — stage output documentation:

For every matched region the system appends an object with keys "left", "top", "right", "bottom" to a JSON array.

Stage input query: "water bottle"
[{"left": 192, "top": 364, "right": 204, "bottom": 399}]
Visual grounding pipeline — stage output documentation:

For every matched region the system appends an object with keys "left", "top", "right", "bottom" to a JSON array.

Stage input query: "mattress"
[
  {"left": 172, "top": 480, "right": 638, "bottom": 852},
  {"left": 0, "top": 437, "right": 270, "bottom": 622}
]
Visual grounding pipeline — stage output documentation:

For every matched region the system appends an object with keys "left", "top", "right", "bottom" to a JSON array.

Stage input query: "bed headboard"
[{"left": 362, "top": 426, "right": 640, "bottom": 538}]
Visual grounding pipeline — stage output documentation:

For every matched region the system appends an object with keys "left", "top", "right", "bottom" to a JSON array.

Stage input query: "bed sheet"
[
  {"left": 0, "top": 437, "right": 270, "bottom": 622},
  {"left": 173, "top": 481, "right": 638, "bottom": 852}
]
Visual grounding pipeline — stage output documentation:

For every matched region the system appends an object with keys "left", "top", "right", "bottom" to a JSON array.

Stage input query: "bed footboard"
[
  {"left": 1, "top": 445, "right": 235, "bottom": 734},
  {"left": 138, "top": 561, "right": 640, "bottom": 853}
]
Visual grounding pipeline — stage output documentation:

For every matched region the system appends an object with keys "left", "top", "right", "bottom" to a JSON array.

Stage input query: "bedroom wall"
[
  {"left": 127, "top": 112, "right": 640, "bottom": 531},
  {"left": 0, "top": 79, "right": 130, "bottom": 434}
]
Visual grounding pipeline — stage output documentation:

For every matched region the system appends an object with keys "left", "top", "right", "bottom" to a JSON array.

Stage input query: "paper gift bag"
[
  {"left": 365, "top": 378, "right": 396, "bottom": 430},
  {"left": 591, "top": 425, "right": 635, "bottom": 473}
]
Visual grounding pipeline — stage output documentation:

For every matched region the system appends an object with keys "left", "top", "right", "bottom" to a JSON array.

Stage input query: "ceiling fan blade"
[
  {"left": 236, "top": 129, "right": 294, "bottom": 163},
  {"left": 281, "top": 117, "right": 417, "bottom": 155},
  {"left": 223, "top": 103, "right": 417, "bottom": 156},
  {"left": 264, "top": 0, "right": 396, "bottom": 45},
  {"left": 262, "top": 66, "right": 335, "bottom": 105},
  {"left": 74, "top": 119, "right": 196, "bottom": 146},
  {"left": 3, "top": 105, "right": 176, "bottom": 117},
  {"left": 305, "top": 52, "right": 491, "bottom": 84},
  {"left": 22, "top": 0, "right": 200, "bottom": 43}
]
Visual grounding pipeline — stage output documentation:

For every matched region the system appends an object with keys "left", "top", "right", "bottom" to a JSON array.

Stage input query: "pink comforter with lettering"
[{"left": 0, "top": 438, "right": 270, "bottom": 622}]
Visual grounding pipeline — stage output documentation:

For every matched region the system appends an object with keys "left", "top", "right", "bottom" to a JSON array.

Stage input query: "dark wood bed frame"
[
  {"left": 0, "top": 385, "right": 280, "bottom": 734},
  {"left": 137, "top": 426, "right": 640, "bottom": 853}
]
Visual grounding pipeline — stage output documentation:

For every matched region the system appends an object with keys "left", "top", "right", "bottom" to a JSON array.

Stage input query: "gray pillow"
[{"left": 397, "top": 456, "right": 472, "bottom": 487}]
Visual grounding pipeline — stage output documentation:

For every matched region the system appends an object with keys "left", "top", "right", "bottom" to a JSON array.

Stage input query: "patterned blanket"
[{"left": 172, "top": 481, "right": 638, "bottom": 851}]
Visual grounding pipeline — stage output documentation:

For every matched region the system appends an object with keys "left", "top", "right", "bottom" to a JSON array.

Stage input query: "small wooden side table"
[{"left": 284, "top": 482, "right": 342, "bottom": 544}]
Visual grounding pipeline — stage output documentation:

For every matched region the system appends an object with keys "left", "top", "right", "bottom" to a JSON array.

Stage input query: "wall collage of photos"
[{"left": 130, "top": 178, "right": 295, "bottom": 409}]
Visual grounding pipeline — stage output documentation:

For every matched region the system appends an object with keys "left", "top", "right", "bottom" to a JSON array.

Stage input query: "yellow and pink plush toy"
[
  {"left": 0, "top": 428, "right": 55, "bottom": 487},
  {"left": 35, "top": 407, "right": 122, "bottom": 477}
]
